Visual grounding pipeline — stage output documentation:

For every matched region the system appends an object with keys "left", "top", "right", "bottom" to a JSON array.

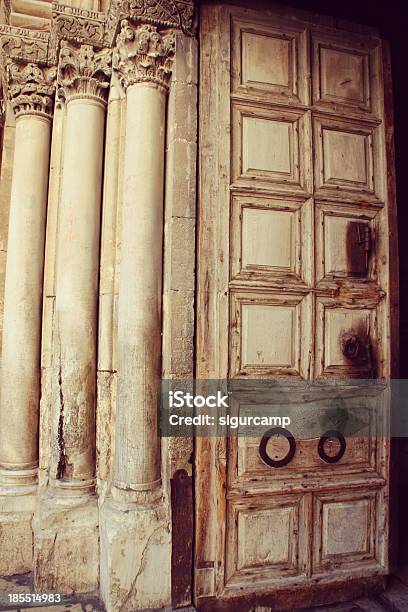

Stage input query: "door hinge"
[{"left": 357, "top": 223, "right": 372, "bottom": 271}]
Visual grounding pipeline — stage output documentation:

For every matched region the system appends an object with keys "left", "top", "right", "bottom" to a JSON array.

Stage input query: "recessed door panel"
[
  {"left": 225, "top": 495, "right": 304, "bottom": 586},
  {"left": 232, "top": 433, "right": 375, "bottom": 482},
  {"left": 230, "top": 292, "right": 311, "bottom": 378},
  {"left": 314, "top": 116, "right": 381, "bottom": 201},
  {"left": 232, "top": 103, "right": 311, "bottom": 194},
  {"left": 230, "top": 194, "right": 312, "bottom": 286},
  {"left": 316, "top": 299, "right": 378, "bottom": 378},
  {"left": 313, "top": 490, "right": 377, "bottom": 572},
  {"left": 315, "top": 202, "right": 378, "bottom": 283},
  {"left": 232, "top": 17, "right": 308, "bottom": 103},
  {"left": 312, "top": 32, "right": 380, "bottom": 116}
]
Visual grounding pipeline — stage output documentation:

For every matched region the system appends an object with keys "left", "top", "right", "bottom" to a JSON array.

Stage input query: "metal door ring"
[
  {"left": 259, "top": 427, "right": 296, "bottom": 468},
  {"left": 318, "top": 430, "right": 346, "bottom": 464}
]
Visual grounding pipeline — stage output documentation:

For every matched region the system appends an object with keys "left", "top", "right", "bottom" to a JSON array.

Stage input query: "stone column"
[
  {"left": 33, "top": 41, "right": 111, "bottom": 593},
  {"left": 0, "top": 61, "right": 55, "bottom": 576},
  {"left": 100, "top": 20, "right": 175, "bottom": 611}
]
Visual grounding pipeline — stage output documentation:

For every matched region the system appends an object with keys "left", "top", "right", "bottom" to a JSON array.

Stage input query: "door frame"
[{"left": 193, "top": 2, "right": 399, "bottom": 610}]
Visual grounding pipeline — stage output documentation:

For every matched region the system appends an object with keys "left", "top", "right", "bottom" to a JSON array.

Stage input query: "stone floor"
[{"left": 1, "top": 574, "right": 408, "bottom": 611}]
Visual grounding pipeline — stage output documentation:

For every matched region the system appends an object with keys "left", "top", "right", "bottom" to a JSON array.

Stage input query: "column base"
[
  {"left": 33, "top": 488, "right": 99, "bottom": 594},
  {"left": 0, "top": 472, "right": 37, "bottom": 575},
  {"left": 100, "top": 491, "right": 171, "bottom": 612}
]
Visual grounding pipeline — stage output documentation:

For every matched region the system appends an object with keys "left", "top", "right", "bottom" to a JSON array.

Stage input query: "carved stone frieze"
[
  {"left": 0, "top": 25, "right": 49, "bottom": 64},
  {"left": 52, "top": 4, "right": 106, "bottom": 48},
  {"left": 105, "top": 0, "right": 195, "bottom": 46},
  {"left": 5, "top": 61, "right": 56, "bottom": 118},
  {"left": 113, "top": 20, "right": 175, "bottom": 92},
  {"left": 58, "top": 42, "right": 112, "bottom": 104}
]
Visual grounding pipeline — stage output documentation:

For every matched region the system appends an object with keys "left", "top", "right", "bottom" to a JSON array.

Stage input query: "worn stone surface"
[
  {"left": 38, "top": 367, "right": 53, "bottom": 490},
  {"left": 33, "top": 498, "right": 99, "bottom": 594},
  {"left": 96, "top": 371, "right": 116, "bottom": 483},
  {"left": 0, "top": 508, "right": 34, "bottom": 576},
  {"left": 162, "top": 290, "right": 195, "bottom": 380},
  {"left": 165, "top": 218, "right": 195, "bottom": 293},
  {"left": 100, "top": 499, "right": 171, "bottom": 612},
  {"left": 165, "top": 138, "right": 197, "bottom": 219}
]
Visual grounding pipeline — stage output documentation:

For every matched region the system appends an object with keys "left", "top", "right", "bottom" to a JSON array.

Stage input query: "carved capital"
[
  {"left": 58, "top": 42, "right": 112, "bottom": 104},
  {"left": 113, "top": 20, "right": 175, "bottom": 92},
  {"left": 5, "top": 62, "right": 56, "bottom": 119}
]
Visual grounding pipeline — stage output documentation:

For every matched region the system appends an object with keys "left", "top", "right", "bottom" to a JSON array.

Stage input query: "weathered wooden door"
[{"left": 195, "top": 2, "right": 398, "bottom": 609}]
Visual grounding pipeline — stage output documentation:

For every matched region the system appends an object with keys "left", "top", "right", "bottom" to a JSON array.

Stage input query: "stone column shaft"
[
  {"left": 47, "top": 42, "right": 111, "bottom": 497},
  {"left": 115, "top": 82, "right": 165, "bottom": 493},
  {"left": 51, "top": 96, "right": 104, "bottom": 491},
  {"left": 109, "top": 20, "right": 175, "bottom": 504},
  {"left": 0, "top": 60, "right": 55, "bottom": 576},
  {"left": 0, "top": 116, "right": 51, "bottom": 477}
]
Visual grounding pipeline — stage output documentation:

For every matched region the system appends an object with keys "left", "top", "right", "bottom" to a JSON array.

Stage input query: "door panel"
[
  {"left": 315, "top": 202, "right": 378, "bottom": 283},
  {"left": 314, "top": 116, "right": 381, "bottom": 202},
  {"left": 225, "top": 495, "right": 305, "bottom": 585},
  {"left": 311, "top": 32, "right": 380, "bottom": 116},
  {"left": 231, "top": 434, "right": 376, "bottom": 482},
  {"left": 231, "top": 103, "right": 312, "bottom": 194},
  {"left": 230, "top": 194, "right": 313, "bottom": 287},
  {"left": 231, "top": 17, "right": 308, "bottom": 103},
  {"left": 313, "top": 490, "right": 377, "bottom": 572},
  {"left": 230, "top": 291, "right": 311, "bottom": 378},
  {"left": 315, "top": 299, "right": 378, "bottom": 378},
  {"left": 196, "top": 3, "right": 394, "bottom": 607}
]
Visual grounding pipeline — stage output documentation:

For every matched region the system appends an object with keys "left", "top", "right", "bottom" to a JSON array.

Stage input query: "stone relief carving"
[
  {"left": 58, "top": 42, "right": 112, "bottom": 103},
  {"left": 0, "top": 1, "right": 195, "bottom": 115},
  {"left": 5, "top": 62, "right": 56, "bottom": 118},
  {"left": 105, "top": 0, "right": 195, "bottom": 45},
  {"left": 113, "top": 19, "right": 175, "bottom": 91},
  {"left": 52, "top": 4, "right": 106, "bottom": 47},
  {"left": 0, "top": 25, "right": 49, "bottom": 64}
]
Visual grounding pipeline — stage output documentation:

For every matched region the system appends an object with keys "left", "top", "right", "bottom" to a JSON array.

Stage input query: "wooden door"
[{"left": 196, "top": 3, "right": 397, "bottom": 610}]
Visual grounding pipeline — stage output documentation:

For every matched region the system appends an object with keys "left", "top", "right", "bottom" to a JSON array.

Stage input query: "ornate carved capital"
[
  {"left": 113, "top": 20, "right": 175, "bottom": 92},
  {"left": 58, "top": 42, "right": 112, "bottom": 104},
  {"left": 5, "top": 62, "right": 56, "bottom": 119}
]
